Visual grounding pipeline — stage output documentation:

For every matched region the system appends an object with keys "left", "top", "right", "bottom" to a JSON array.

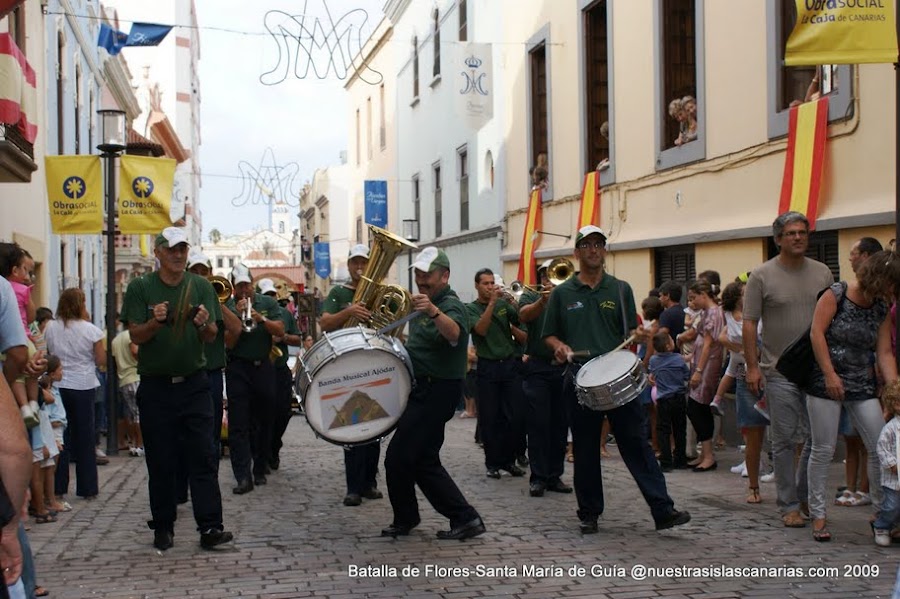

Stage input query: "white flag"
[{"left": 456, "top": 43, "right": 493, "bottom": 131}]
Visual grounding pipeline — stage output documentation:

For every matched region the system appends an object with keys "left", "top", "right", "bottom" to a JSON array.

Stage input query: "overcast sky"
[{"left": 195, "top": 0, "right": 385, "bottom": 238}]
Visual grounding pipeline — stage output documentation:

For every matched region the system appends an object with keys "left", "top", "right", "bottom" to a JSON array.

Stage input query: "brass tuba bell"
[
  {"left": 547, "top": 258, "right": 575, "bottom": 287},
  {"left": 208, "top": 275, "right": 233, "bottom": 304}
]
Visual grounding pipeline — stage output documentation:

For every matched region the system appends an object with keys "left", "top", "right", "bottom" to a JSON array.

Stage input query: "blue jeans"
[{"left": 874, "top": 486, "right": 900, "bottom": 531}]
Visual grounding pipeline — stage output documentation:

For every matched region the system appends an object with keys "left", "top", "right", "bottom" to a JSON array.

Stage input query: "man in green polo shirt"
[
  {"left": 542, "top": 225, "right": 690, "bottom": 535},
  {"left": 121, "top": 227, "right": 233, "bottom": 551},
  {"left": 382, "top": 247, "right": 484, "bottom": 541},
  {"left": 224, "top": 264, "right": 285, "bottom": 494},
  {"left": 519, "top": 259, "right": 572, "bottom": 497},
  {"left": 467, "top": 268, "right": 527, "bottom": 479}
]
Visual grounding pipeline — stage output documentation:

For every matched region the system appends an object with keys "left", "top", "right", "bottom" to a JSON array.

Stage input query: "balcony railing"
[{"left": 0, "top": 122, "right": 36, "bottom": 182}]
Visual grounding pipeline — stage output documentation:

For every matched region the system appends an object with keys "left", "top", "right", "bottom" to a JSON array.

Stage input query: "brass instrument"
[
  {"left": 345, "top": 225, "right": 418, "bottom": 336},
  {"left": 208, "top": 275, "right": 233, "bottom": 304},
  {"left": 508, "top": 280, "right": 543, "bottom": 300},
  {"left": 547, "top": 257, "right": 575, "bottom": 287},
  {"left": 240, "top": 294, "right": 256, "bottom": 332}
]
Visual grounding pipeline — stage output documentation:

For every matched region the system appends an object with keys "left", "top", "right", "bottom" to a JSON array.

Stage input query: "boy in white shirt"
[{"left": 874, "top": 380, "right": 900, "bottom": 546}]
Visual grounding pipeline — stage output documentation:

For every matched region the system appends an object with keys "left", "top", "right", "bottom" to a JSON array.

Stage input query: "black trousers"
[
  {"left": 225, "top": 358, "right": 276, "bottom": 482},
  {"left": 687, "top": 397, "right": 714, "bottom": 442},
  {"left": 523, "top": 359, "right": 567, "bottom": 484},
  {"left": 476, "top": 358, "right": 521, "bottom": 470},
  {"left": 270, "top": 365, "right": 294, "bottom": 462},
  {"left": 565, "top": 368, "right": 675, "bottom": 523},
  {"left": 137, "top": 371, "right": 223, "bottom": 533},
  {"left": 176, "top": 368, "right": 224, "bottom": 502},
  {"left": 656, "top": 392, "right": 688, "bottom": 467},
  {"left": 344, "top": 443, "right": 380, "bottom": 495},
  {"left": 385, "top": 377, "right": 479, "bottom": 528}
]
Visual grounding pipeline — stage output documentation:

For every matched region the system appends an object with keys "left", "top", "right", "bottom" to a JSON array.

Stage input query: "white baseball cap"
[
  {"left": 538, "top": 259, "right": 553, "bottom": 271},
  {"left": 348, "top": 244, "right": 370, "bottom": 259},
  {"left": 257, "top": 278, "right": 277, "bottom": 296},
  {"left": 409, "top": 247, "right": 450, "bottom": 272},
  {"left": 575, "top": 225, "right": 607, "bottom": 244},
  {"left": 231, "top": 264, "right": 252, "bottom": 285},
  {"left": 187, "top": 249, "right": 210, "bottom": 268},
  {"left": 155, "top": 227, "right": 189, "bottom": 248}
]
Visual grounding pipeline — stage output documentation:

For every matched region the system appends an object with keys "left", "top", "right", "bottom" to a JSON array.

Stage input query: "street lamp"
[
  {"left": 402, "top": 218, "right": 419, "bottom": 291},
  {"left": 98, "top": 108, "right": 126, "bottom": 457}
]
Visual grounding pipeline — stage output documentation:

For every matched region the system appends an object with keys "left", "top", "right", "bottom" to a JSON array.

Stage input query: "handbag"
[{"left": 775, "top": 282, "right": 846, "bottom": 388}]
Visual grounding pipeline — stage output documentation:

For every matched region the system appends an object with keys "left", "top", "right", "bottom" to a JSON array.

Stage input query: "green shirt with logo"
[
  {"left": 273, "top": 305, "right": 299, "bottom": 369},
  {"left": 322, "top": 285, "right": 356, "bottom": 315},
  {"left": 225, "top": 293, "right": 281, "bottom": 361},
  {"left": 121, "top": 272, "right": 222, "bottom": 377},
  {"left": 465, "top": 298, "right": 520, "bottom": 360},
  {"left": 541, "top": 273, "right": 637, "bottom": 360},
  {"left": 406, "top": 286, "right": 469, "bottom": 379},
  {"left": 518, "top": 291, "right": 553, "bottom": 361}
]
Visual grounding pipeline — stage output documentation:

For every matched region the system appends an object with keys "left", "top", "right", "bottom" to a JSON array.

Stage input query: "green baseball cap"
[{"left": 409, "top": 247, "right": 450, "bottom": 272}]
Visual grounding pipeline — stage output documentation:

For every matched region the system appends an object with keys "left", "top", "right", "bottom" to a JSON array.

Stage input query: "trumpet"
[
  {"left": 508, "top": 280, "right": 543, "bottom": 299},
  {"left": 547, "top": 257, "right": 575, "bottom": 286},
  {"left": 208, "top": 275, "right": 233, "bottom": 304},
  {"left": 240, "top": 295, "right": 256, "bottom": 332}
]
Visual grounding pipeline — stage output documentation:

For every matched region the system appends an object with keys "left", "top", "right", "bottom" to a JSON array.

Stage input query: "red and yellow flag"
[
  {"left": 577, "top": 171, "right": 600, "bottom": 228},
  {"left": 517, "top": 189, "right": 542, "bottom": 286},
  {"left": 779, "top": 96, "right": 829, "bottom": 229}
]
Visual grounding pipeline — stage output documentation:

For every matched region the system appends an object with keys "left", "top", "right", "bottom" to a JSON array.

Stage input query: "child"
[
  {"left": 639, "top": 296, "right": 663, "bottom": 450},
  {"left": 649, "top": 331, "right": 689, "bottom": 472},
  {"left": 0, "top": 243, "right": 40, "bottom": 428},
  {"left": 30, "top": 370, "right": 60, "bottom": 524},
  {"left": 874, "top": 380, "right": 900, "bottom": 546},
  {"left": 42, "top": 355, "right": 69, "bottom": 513}
]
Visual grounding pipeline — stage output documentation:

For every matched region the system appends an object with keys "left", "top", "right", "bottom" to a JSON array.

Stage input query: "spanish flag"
[
  {"left": 517, "top": 189, "right": 542, "bottom": 286},
  {"left": 45, "top": 156, "right": 103, "bottom": 234},
  {"left": 779, "top": 96, "right": 829, "bottom": 229},
  {"left": 119, "top": 155, "right": 176, "bottom": 234},
  {"left": 577, "top": 171, "right": 600, "bottom": 228}
]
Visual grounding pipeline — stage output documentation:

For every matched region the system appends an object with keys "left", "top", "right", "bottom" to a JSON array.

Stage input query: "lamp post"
[
  {"left": 402, "top": 219, "right": 419, "bottom": 291},
  {"left": 98, "top": 108, "right": 126, "bottom": 457}
]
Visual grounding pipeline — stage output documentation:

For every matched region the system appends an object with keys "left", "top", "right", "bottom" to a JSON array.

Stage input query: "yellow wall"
[
  {"left": 695, "top": 239, "right": 766, "bottom": 285},
  {"left": 837, "top": 225, "right": 894, "bottom": 281}
]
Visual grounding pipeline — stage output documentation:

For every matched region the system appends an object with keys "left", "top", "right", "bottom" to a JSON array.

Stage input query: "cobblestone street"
[{"left": 26, "top": 415, "right": 900, "bottom": 598}]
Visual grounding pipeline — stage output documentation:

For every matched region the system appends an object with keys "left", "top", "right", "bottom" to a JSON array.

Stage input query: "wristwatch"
[{"left": 196, "top": 321, "right": 209, "bottom": 331}]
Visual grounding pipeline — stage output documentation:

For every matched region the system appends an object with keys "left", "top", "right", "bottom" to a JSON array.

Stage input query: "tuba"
[
  {"left": 345, "top": 225, "right": 418, "bottom": 335},
  {"left": 208, "top": 275, "right": 233, "bottom": 304}
]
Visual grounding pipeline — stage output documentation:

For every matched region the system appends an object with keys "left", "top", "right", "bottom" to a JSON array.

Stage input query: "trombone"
[
  {"left": 547, "top": 257, "right": 575, "bottom": 286},
  {"left": 208, "top": 275, "right": 233, "bottom": 304}
]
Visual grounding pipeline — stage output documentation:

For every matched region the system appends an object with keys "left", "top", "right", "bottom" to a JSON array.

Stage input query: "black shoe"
[
  {"left": 659, "top": 463, "right": 673, "bottom": 473},
  {"left": 529, "top": 482, "right": 545, "bottom": 497},
  {"left": 673, "top": 461, "right": 691, "bottom": 470},
  {"left": 516, "top": 454, "right": 530, "bottom": 468},
  {"left": 437, "top": 517, "right": 486, "bottom": 540},
  {"left": 253, "top": 475, "right": 267, "bottom": 486},
  {"left": 502, "top": 463, "right": 526, "bottom": 477},
  {"left": 343, "top": 493, "right": 362, "bottom": 506},
  {"left": 546, "top": 480, "right": 573, "bottom": 494},
  {"left": 381, "top": 519, "right": 419, "bottom": 537},
  {"left": 153, "top": 530, "right": 174, "bottom": 551},
  {"left": 232, "top": 480, "right": 254, "bottom": 495},
  {"left": 177, "top": 495, "right": 189, "bottom": 505},
  {"left": 485, "top": 468, "right": 501, "bottom": 479},
  {"left": 263, "top": 464, "right": 272, "bottom": 475},
  {"left": 361, "top": 487, "right": 383, "bottom": 500},
  {"left": 655, "top": 509, "right": 691, "bottom": 531},
  {"left": 200, "top": 528, "right": 234, "bottom": 550},
  {"left": 579, "top": 518, "right": 599, "bottom": 534},
  {"left": 269, "top": 457, "right": 280, "bottom": 471}
]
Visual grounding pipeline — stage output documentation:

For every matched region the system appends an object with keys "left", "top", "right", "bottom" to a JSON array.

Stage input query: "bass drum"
[{"left": 296, "top": 327, "right": 413, "bottom": 446}]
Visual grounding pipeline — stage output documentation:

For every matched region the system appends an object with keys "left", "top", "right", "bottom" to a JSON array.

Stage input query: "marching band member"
[
  {"left": 542, "top": 225, "right": 690, "bottom": 534},
  {"left": 120, "top": 227, "right": 232, "bottom": 550},
  {"left": 381, "top": 247, "right": 485, "bottom": 540},
  {"left": 224, "top": 264, "right": 284, "bottom": 494},
  {"left": 319, "top": 245, "right": 383, "bottom": 507},
  {"left": 518, "top": 260, "right": 572, "bottom": 497}
]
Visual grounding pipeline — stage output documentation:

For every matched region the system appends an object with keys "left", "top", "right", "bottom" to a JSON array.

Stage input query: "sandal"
[
  {"left": 812, "top": 519, "right": 831, "bottom": 542},
  {"left": 33, "top": 512, "right": 57, "bottom": 524},
  {"left": 747, "top": 487, "right": 761, "bottom": 504},
  {"left": 600, "top": 448, "right": 610, "bottom": 458},
  {"left": 834, "top": 489, "right": 854, "bottom": 506},
  {"left": 35, "top": 585, "right": 49, "bottom": 597},
  {"left": 782, "top": 511, "right": 805, "bottom": 528}
]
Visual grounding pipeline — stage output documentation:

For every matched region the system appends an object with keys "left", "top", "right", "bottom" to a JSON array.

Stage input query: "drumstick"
[
  {"left": 606, "top": 319, "right": 656, "bottom": 354},
  {"left": 564, "top": 349, "right": 591, "bottom": 362}
]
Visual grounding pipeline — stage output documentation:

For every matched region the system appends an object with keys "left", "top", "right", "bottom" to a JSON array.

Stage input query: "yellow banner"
[
  {"left": 118, "top": 155, "right": 175, "bottom": 234},
  {"left": 785, "top": 0, "right": 898, "bottom": 66},
  {"left": 44, "top": 155, "right": 103, "bottom": 234}
]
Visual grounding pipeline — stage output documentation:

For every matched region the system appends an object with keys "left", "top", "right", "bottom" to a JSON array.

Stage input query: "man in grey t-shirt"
[{"left": 742, "top": 211, "right": 834, "bottom": 528}]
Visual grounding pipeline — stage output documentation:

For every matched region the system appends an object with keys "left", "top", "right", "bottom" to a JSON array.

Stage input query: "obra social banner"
[
  {"left": 119, "top": 155, "right": 176, "bottom": 234},
  {"left": 45, "top": 155, "right": 103, "bottom": 234},
  {"left": 785, "top": 0, "right": 898, "bottom": 66}
]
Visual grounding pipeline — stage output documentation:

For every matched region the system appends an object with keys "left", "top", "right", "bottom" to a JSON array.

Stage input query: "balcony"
[{"left": 0, "top": 121, "right": 35, "bottom": 183}]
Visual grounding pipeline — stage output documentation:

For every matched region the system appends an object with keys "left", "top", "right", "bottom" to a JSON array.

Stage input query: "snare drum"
[
  {"left": 574, "top": 350, "right": 647, "bottom": 411},
  {"left": 297, "top": 327, "right": 413, "bottom": 446}
]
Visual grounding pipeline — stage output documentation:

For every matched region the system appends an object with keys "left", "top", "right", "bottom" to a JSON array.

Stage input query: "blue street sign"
[{"left": 364, "top": 180, "right": 388, "bottom": 227}]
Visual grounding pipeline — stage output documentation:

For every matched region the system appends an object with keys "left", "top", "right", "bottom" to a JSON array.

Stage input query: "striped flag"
[
  {"left": 517, "top": 189, "right": 542, "bottom": 286},
  {"left": 577, "top": 171, "right": 600, "bottom": 228},
  {"left": 779, "top": 96, "right": 829, "bottom": 229},
  {"left": 0, "top": 33, "right": 36, "bottom": 144}
]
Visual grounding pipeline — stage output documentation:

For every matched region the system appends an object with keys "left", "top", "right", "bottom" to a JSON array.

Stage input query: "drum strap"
[{"left": 616, "top": 281, "right": 628, "bottom": 342}]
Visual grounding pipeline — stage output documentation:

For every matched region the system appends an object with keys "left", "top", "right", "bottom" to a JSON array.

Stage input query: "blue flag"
[
  {"left": 98, "top": 23, "right": 128, "bottom": 56},
  {"left": 126, "top": 23, "right": 174, "bottom": 47},
  {"left": 364, "top": 180, "right": 388, "bottom": 227},
  {"left": 314, "top": 243, "right": 331, "bottom": 279}
]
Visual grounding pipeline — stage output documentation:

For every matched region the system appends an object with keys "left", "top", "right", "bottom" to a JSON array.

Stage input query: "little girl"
[
  {"left": 874, "top": 380, "right": 900, "bottom": 546},
  {"left": 42, "top": 355, "right": 69, "bottom": 513}
]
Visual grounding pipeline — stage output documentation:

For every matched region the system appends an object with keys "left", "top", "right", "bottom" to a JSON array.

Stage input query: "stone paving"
[{"left": 25, "top": 415, "right": 900, "bottom": 598}]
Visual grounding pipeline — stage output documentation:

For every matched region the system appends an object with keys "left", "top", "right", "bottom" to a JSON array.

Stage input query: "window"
[
  {"left": 433, "top": 10, "right": 441, "bottom": 78},
  {"left": 766, "top": 0, "right": 853, "bottom": 138},
  {"left": 458, "top": 147, "right": 469, "bottom": 231},
  {"left": 433, "top": 163, "right": 442, "bottom": 238},
  {"left": 767, "top": 230, "right": 839, "bottom": 281},
  {"left": 77, "top": 249, "right": 84, "bottom": 288},
  {"left": 485, "top": 151, "right": 494, "bottom": 189},
  {"left": 88, "top": 89, "right": 94, "bottom": 152},
  {"left": 279, "top": 222, "right": 285, "bottom": 234},
  {"left": 229, "top": 257, "right": 235, "bottom": 267},
  {"left": 355, "top": 108, "right": 360, "bottom": 165},
  {"left": 412, "top": 174, "right": 421, "bottom": 228},
  {"left": 654, "top": 0, "right": 705, "bottom": 170},
  {"left": 379, "top": 84, "right": 386, "bottom": 150},
  {"left": 583, "top": 1, "right": 611, "bottom": 173},
  {"left": 412, "top": 36, "right": 419, "bottom": 99},
  {"left": 459, "top": 0, "right": 468, "bottom": 41},
  {"left": 8, "top": 7, "right": 25, "bottom": 54},
  {"left": 74, "top": 66, "right": 81, "bottom": 154},
  {"left": 59, "top": 240, "right": 66, "bottom": 290},
  {"left": 356, "top": 216, "right": 363, "bottom": 244},
  {"left": 217, "top": 257, "right": 224, "bottom": 268},
  {"left": 57, "top": 33, "right": 65, "bottom": 154},
  {"left": 654, "top": 244, "right": 696, "bottom": 288},
  {"left": 529, "top": 42, "right": 548, "bottom": 176},
  {"left": 366, "top": 97, "right": 373, "bottom": 160}
]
